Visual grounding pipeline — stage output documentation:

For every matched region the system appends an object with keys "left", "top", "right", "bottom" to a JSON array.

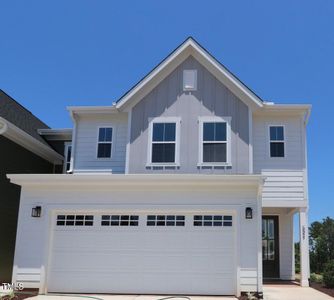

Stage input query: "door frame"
[{"left": 262, "top": 215, "right": 280, "bottom": 279}]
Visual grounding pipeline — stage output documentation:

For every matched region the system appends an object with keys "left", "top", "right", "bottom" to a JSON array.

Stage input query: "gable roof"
[
  {"left": 116, "top": 37, "right": 264, "bottom": 111},
  {"left": 0, "top": 89, "right": 50, "bottom": 146},
  {"left": 0, "top": 90, "right": 64, "bottom": 163}
]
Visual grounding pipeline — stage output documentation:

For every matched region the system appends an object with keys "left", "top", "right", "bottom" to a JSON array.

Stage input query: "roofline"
[
  {"left": 0, "top": 89, "right": 50, "bottom": 129},
  {"left": 38, "top": 128, "right": 72, "bottom": 141},
  {"left": 38, "top": 128, "right": 72, "bottom": 135},
  {"left": 7, "top": 173, "right": 265, "bottom": 188},
  {"left": 0, "top": 117, "right": 64, "bottom": 164},
  {"left": 67, "top": 105, "right": 119, "bottom": 115},
  {"left": 257, "top": 103, "right": 312, "bottom": 125},
  {"left": 115, "top": 37, "right": 264, "bottom": 110}
]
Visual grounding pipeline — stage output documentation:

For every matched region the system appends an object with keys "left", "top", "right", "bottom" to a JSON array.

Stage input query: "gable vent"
[{"left": 183, "top": 70, "right": 197, "bottom": 91}]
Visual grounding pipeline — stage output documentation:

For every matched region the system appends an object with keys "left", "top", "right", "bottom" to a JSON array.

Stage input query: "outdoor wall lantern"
[
  {"left": 31, "top": 206, "right": 42, "bottom": 218},
  {"left": 245, "top": 207, "right": 253, "bottom": 219}
]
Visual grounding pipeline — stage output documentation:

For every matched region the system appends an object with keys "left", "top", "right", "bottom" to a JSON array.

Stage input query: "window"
[
  {"left": 148, "top": 118, "right": 180, "bottom": 165},
  {"left": 147, "top": 215, "right": 185, "bottom": 226},
  {"left": 199, "top": 117, "right": 231, "bottom": 165},
  {"left": 56, "top": 215, "right": 94, "bottom": 226},
  {"left": 193, "top": 215, "right": 232, "bottom": 227},
  {"left": 183, "top": 70, "right": 197, "bottom": 91},
  {"left": 63, "top": 143, "right": 72, "bottom": 173},
  {"left": 269, "top": 126, "right": 285, "bottom": 157},
  {"left": 101, "top": 215, "right": 139, "bottom": 226},
  {"left": 97, "top": 127, "right": 112, "bottom": 158}
]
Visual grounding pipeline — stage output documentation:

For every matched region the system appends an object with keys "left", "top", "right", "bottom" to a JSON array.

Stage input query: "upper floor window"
[
  {"left": 183, "top": 70, "right": 197, "bottom": 91},
  {"left": 97, "top": 127, "right": 113, "bottom": 158},
  {"left": 198, "top": 117, "right": 231, "bottom": 165},
  {"left": 269, "top": 126, "right": 285, "bottom": 157},
  {"left": 63, "top": 142, "right": 72, "bottom": 173},
  {"left": 148, "top": 117, "right": 180, "bottom": 165}
]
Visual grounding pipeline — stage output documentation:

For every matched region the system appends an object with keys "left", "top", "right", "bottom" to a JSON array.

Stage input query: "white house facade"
[{"left": 8, "top": 38, "right": 311, "bottom": 298}]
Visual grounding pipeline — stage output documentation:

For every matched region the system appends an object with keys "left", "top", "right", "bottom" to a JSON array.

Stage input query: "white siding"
[
  {"left": 13, "top": 183, "right": 260, "bottom": 293},
  {"left": 253, "top": 115, "right": 305, "bottom": 172},
  {"left": 262, "top": 170, "right": 306, "bottom": 206},
  {"left": 73, "top": 113, "right": 128, "bottom": 173},
  {"left": 262, "top": 208, "right": 294, "bottom": 280}
]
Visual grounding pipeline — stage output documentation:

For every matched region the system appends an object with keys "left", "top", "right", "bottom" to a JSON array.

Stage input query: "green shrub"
[
  {"left": 310, "top": 273, "right": 323, "bottom": 283},
  {"left": 323, "top": 260, "right": 334, "bottom": 288}
]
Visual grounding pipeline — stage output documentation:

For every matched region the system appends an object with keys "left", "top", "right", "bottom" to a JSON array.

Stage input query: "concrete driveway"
[
  {"left": 26, "top": 295, "right": 236, "bottom": 300},
  {"left": 20, "top": 286, "right": 333, "bottom": 300},
  {"left": 264, "top": 284, "right": 333, "bottom": 300}
]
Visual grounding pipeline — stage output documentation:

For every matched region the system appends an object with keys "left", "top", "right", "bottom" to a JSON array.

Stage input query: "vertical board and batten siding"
[
  {"left": 262, "top": 208, "right": 295, "bottom": 280},
  {"left": 129, "top": 55, "right": 250, "bottom": 174},
  {"left": 73, "top": 114, "right": 127, "bottom": 173}
]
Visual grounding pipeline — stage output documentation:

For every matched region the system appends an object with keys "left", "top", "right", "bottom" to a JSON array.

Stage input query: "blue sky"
[{"left": 0, "top": 1, "right": 333, "bottom": 224}]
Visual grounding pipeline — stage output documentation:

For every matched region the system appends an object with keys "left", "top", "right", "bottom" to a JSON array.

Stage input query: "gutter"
[
  {"left": 0, "top": 117, "right": 64, "bottom": 164},
  {"left": 7, "top": 173, "right": 265, "bottom": 188}
]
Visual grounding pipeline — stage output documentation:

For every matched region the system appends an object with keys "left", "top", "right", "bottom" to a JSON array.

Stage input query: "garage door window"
[
  {"left": 193, "top": 215, "right": 232, "bottom": 227},
  {"left": 56, "top": 215, "right": 94, "bottom": 226},
  {"left": 147, "top": 215, "right": 185, "bottom": 226},
  {"left": 101, "top": 215, "right": 139, "bottom": 226}
]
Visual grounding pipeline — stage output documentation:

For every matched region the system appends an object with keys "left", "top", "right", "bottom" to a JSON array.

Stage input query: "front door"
[{"left": 262, "top": 216, "right": 280, "bottom": 278}]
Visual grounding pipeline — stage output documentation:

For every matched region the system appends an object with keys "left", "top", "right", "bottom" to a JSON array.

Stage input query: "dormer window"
[
  {"left": 97, "top": 127, "right": 113, "bottom": 158},
  {"left": 183, "top": 70, "right": 197, "bottom": 91}
]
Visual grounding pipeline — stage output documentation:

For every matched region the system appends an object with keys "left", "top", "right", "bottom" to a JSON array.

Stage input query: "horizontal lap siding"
[
  {"left": 262, "top": 170, "right": 305, "bottom": 203},
  {"left": 253, "top": 115, "right": 305, "bottom": 173},
  {"left": 74, "top": 114, "right": 127, "bottom": 173}
]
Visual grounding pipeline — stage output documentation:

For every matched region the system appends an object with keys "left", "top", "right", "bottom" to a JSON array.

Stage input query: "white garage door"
[{"left": 48, "top": 211, "right": 236, "bottom": 295}]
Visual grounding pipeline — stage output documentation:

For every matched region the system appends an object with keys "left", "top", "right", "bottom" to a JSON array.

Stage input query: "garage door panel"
[{"left": 48, "top": 212, "right": 236, "bottom": 295}]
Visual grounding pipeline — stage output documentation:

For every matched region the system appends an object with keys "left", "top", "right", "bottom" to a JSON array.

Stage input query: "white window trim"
[
  {"left": 63, "top": 142, "right": 72, "bottom": 174},
  {"left": 183, "top": 69, "right": 197, "bottom": 91},
  {"left": 268, "top": 124, "right": 286, "bottom": 158},
  {"left": 96, "top": 126, "right": 114, "bottom": 160},
  {"left": 146, "top": 117, "right": 181, "bottom": 167},
  {"left": 198, "top": 116, "right": 232, "bottom": 167}
]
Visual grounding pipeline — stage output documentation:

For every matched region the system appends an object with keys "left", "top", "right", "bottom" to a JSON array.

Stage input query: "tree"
[{"left": 309, "top": 217, "right": 334, "bottom": 273}]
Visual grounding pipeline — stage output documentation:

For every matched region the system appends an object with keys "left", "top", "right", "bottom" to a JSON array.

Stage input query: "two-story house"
[{"left": 8, "top": 38, "right": 311, "bottom": 298}]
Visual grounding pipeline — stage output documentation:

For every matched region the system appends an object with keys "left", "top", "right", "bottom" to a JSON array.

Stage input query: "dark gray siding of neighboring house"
[
  {"left": 128, "top": 56, "right": 250, "bottom": 174},
  {"left": 0, "top": 136, "right": 53, "bottom": 282}
]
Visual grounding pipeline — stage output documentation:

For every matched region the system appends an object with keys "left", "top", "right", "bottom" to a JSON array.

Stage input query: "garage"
[{"left": 47, "top": 211, "right": 236, "bottom": 295}]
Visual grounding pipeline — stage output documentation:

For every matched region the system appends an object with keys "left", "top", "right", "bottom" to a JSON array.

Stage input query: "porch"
[{"left": 262, "top": 207, "right": 310, "bottom": 287}]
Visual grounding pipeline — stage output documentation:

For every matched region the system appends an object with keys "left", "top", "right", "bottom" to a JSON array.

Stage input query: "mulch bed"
[
  {"left": 310, "top": 281, "right": 334, "bottom": 298},
  {"left": 1, "top": 289, "right": 39, "bottom": 300}
]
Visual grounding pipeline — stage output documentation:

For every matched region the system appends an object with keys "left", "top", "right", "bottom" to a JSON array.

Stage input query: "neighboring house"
[
  {"left": 8, "top": 38, "right": 311, "bottom": 298},
  {"left": 0, "top": 90, "right": 70, "bottom": 282}
]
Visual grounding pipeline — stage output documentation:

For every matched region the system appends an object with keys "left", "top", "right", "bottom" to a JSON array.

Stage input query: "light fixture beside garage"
[
  {"left": 31, "top": 206, "right": 42, "bottom": 218},
  {"left": 245, "top": 207, "right": 253, "bottom": 219}
]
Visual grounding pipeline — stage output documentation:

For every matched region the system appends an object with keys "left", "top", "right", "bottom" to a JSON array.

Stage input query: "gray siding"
[
  {"left": 253, "top": 115, "right": 305, "bottom": 172},
  {"left": 128, "top": 56, "right": 250, "bottom": 174},
  {"left": 74, "top": 114, "right": 127, "bottom": 173}
]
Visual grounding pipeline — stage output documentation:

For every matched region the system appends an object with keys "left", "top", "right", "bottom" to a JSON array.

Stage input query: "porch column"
[{"left": 299, "top": 208, "right": 310, "bottom": 287}]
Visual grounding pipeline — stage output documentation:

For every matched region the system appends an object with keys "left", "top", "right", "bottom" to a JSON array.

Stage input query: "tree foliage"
[{"left": 309, "top": 217, "right": 334, "bottom": 273}]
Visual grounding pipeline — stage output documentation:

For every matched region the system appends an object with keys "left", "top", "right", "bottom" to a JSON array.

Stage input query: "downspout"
[
  {"left": 257, "top": 177, "right": 265, "bottom": 299},
  {"left": 68, "top": 111, "right": 78, "bottom": 174}
]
